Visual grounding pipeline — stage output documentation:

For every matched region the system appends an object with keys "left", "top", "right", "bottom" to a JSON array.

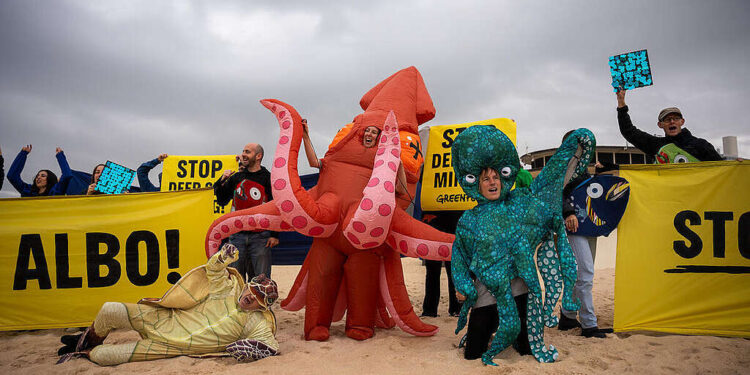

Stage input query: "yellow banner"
[
  {"left": 615, "top": 161, "right": 750, "bottom": 337},
  {"left": 0, "top": 190, "right": 215, "bottom": 330},
  {"left": 420, "top": 119, "right": 517, "bottom": 211},
  {"left": 161, "top": 155, "right": 237, "bottom": 218}
]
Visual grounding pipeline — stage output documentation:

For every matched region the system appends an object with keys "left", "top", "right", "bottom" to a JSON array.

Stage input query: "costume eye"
[
  {"left": 500, "top": 167, "right": 512, "bottom": 177},
  {"left": 465, "top": 174, "right": 476, "bottom": 184},
  {"left": 249, "top": 187, "right": 262, "bottom": 200},
  {"left": 674, "top": 154, "right": 689, "bottom": 163},
  {"left": 587, "top": 183, "right": 604, "bottom": 199}
]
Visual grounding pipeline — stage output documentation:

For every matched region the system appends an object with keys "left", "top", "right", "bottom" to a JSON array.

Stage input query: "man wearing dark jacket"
[
  {"left": 616, "top": 89, "right": 722, "bottom": 162},
  {"left": 214, "top": 143, "right": 278, "bottom": 280}
]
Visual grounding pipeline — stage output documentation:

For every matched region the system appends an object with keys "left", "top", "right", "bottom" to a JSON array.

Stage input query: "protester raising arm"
[
  {"left": 48, "top": 147, "right": 74, "bottom": 195},
  {"left": 7, "top": 145, "right": 64, "bottom": 196},
  {"left": 301, "top": 119, "right": 321, "bottom": 168},
  {"left": 137, "top": 153, "right": 167, "bottom": 192}
]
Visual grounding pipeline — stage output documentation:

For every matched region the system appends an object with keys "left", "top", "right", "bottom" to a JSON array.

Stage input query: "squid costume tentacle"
[
  {"left": 204, "top": 67, "right": 455, "bottom": 342},
  {"left": 450, "top": 126, "right": 595, "bottom": 365}
]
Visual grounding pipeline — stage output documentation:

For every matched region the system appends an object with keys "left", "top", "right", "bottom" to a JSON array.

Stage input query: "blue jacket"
[
  {"left": 7, "top": 150, "right": 73, "bottom": 196},
  {"left": 137, "top": 157, "right": 162, "bottom": 192}
]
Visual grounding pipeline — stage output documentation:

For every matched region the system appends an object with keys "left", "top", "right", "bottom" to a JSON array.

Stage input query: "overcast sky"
[{"left": 1, "top": 0, "right": 748, "bottom": 197}]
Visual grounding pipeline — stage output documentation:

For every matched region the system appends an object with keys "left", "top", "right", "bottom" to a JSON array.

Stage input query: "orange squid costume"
[{"left": 205, "top": 66, "right": 454, "bottom": 341}]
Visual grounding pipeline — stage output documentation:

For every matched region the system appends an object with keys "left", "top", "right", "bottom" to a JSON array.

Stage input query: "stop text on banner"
[
  {"left": 420, "top": 118, "right": 517, "bottom": 211},
  {"left": 161, "top": 155, "right": 237, "bottom": 217}
]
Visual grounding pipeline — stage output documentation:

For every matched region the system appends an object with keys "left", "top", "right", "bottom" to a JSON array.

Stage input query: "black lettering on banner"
[
  {"left": 165, "top": 229, "right": 181, "bottom": 284},
  {"left": 441, "top": 152, "right": 451, "bottom": 168},
  {"left": 187, "top": 160, "right": 198, "bottom": 178},
  {"left": 666, "top": 210, "right": 750, "bottom": 274},
  {"left": 440, "top": 127, "right": 468, "bottom": 148},
  {"left": 168, "top": 182, "right": 177, "bottom": 191},
  {"left": 125, "top": 231, "right": 160, "bottom": 286},
  {"left": 211, "top": 160, "right": 222, "bottom": 177},
  {"left": 441, "top": 129, "right": 455, "bottom": 148},
  {"left": 13, "top": 234, "right": 51, "bottom": 290},
  {"left": 431, "top": 154, "right": 441, "bottom": 169},
  {"left": 176, "top": 160, "right": 187, "bottom": 178},
  {"left": 434, "top": 171, "right": 459, "bottom": 188},
  {"left": 739, "top": 212, "right": 750, "bottom": 259},
  {"left": 55, "top": 233, "right": 82, "bottom": 289},
  {"left": 673, "top": 210, "right": 702, "bottom": 258},
  {"left": 704, "top": 211, "right": 733, "bottom": 258},
  {"left": 435, "top": 172, "right": 448, "bottom": 188},
  {"left": 199, "top": 160, "right": 209, "bottom": 178},
  {"left": 214, "top": 199, "right": 226, "bottom": 214},
  {"left": 86, "top": 232, "right": 121, "bottom": 288}
]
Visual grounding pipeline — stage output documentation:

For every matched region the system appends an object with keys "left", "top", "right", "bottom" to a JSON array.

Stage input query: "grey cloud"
[{"left": 1, "top": 0, "right": 748, "bottom": 197}]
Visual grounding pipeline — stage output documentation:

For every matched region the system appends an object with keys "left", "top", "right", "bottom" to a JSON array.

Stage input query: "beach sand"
[{"left": 1, "top": 231, "right": 748, "bottom": 374}]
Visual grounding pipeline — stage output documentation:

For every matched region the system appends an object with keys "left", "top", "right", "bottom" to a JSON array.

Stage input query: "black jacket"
[
  {"left": 214, "top": 166, "right": 278, "bottom": 238},
  {"left": 617, "top": 106, "right": 722, "bottom": 161}
]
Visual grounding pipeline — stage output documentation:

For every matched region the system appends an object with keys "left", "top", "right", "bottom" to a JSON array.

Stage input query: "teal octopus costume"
[{"left": 451, "top": 126, "right": 596, "bottom": 365}]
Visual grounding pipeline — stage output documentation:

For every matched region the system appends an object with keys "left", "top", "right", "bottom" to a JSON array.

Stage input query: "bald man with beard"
[{"left": 214, "top": 143, "right": 279, "bottom": 280}]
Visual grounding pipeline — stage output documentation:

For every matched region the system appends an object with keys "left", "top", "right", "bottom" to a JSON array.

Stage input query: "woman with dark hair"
[
  {"left": 83, "top": 163, "right": 106, "bottom": 195},
  {"left": 7, "top": 144, "right": 72, "bottom": 197}
]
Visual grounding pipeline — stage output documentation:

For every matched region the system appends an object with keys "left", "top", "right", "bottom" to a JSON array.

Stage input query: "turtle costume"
[{"left": 58, "top": 244, "right": 279, "bottom": 366}]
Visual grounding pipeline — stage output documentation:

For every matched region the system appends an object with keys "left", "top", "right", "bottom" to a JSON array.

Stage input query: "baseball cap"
[{"left": 658, "top": 107, "right": 682, "bottom": 121}]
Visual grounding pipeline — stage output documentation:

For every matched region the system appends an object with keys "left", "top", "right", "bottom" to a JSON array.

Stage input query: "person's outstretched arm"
[
  {"left": 7, "top": 145, "right": 33, "bottom": 196},
  {"left": 301, "top": 119, "right": 321, "bottom": 169},
  {"left": 615, "top": 89, "right": 661, "bottom": 155},
  {"left": 50, "top": 147, "right": 73, "bottom": 195},
  {"left": 137, "top": 154, "right": 167, "bottom": 192}
]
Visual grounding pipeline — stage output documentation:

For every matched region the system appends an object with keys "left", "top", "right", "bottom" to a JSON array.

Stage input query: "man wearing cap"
[
  {"left": 616, "top": 89, "right": 722, "bottom": 162},
  {"left": 57, "top": 244, "right": 280, "bottom": 365}
]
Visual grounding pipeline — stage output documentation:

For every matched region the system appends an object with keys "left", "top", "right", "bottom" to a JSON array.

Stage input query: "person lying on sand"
[{"left": 57, "top": 244, "right": 279, "bottom": 365}]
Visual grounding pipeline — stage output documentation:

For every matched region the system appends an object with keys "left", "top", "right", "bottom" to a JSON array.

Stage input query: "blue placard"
[
  {"left": 609, "top": 49, "right": 652, "bottom": 92},
  {"left": 568, "top": 175, "right": 630, "bottom": 237},
  {"left": 95, "top": 161, "right": 135, "bottom": 194}
]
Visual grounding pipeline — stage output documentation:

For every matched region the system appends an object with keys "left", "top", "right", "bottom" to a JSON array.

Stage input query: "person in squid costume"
[{"left": 205, "top": 67, "right": 455, "bottom": 341}]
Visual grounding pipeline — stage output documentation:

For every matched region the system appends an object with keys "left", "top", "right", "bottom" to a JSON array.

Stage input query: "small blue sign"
[
  {"left": 96, "top": 161, "right": 135, "bottom": 194},
  {"left": 609, "top": 49, "right": 652, "bottom": 92}
]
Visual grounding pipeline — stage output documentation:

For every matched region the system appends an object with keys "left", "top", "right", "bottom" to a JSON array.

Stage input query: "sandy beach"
[{"left": 1, "top": 232, "right": 748, "bottom": 374}]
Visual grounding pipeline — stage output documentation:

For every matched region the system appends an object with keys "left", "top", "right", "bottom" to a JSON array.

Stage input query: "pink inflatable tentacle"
[
  {"left": 386, "top": 231, "right": 453, "bottom": 261},
  {"left": 281, "top": 272, "right": 308, "bottom": 311},
  {"left": 343, "top": 111, "right": 401, "bottom": 249},
  {"left": 206, "top": 212, "right": 286, "bottom": 257},
  {"left": 374, "top": 299, "right": 395, "bottom": 329},
  {"left": 378, "top": 260, "right": 436, "bottom": 336},
  {"left": 261, "top": 99, "right": 338, "bottom": 238}
]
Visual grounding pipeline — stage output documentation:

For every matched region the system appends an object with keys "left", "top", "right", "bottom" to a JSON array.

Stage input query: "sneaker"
[
  {"left": 558, "top": 313, "right": 581, "bottom": 331},
  {"left": 581, "top": 327, "right": 607, "bottom": 338}
]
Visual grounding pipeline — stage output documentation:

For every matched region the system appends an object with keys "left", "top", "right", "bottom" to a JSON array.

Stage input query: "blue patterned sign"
[
  {"left": 96, "top": 161, "right": 135, "bottom": 194},
  {"left": 609, "top": 49, "right": 652, "bottom": 92}
]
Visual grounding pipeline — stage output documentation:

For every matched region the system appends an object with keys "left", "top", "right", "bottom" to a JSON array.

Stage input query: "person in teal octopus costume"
[{"left": 451, "top": 125, "right": 596, "bottom": 365}]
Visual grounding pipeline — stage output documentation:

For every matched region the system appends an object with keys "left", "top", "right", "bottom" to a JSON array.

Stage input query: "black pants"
[
  {"left": 422, "top": 260, "right": 461, "bottom": 316},
  {"left": 464, "top": 293, "right": 530, "bottom": 360}
]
